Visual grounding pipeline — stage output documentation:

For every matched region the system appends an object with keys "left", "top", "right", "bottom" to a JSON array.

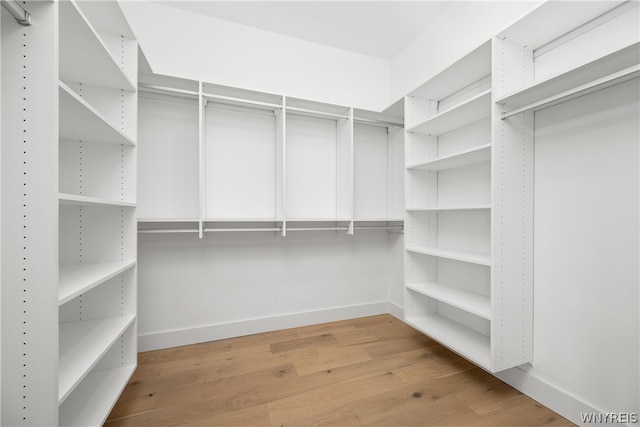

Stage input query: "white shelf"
[
  {"left": 354, "top": 218, "right": 404, "bottom": 222},
  {"left": 59, "top": 82, "right": 136, "bottom": 146},
  {"left": 286, "top": 218, "right": 352, "bottom": 222},
  {"left": 407, "top": 143, "right": 491, "bottom": 171},
  {"left": 59, "top": 316, "right": 135, "bottom": 404},
  {"left": 59, "top": 261, "right": 136, "bottom": 306},
  {"left": 138, "top": 218, "right": 200, "bottom": 223},
  {"left": 59, "top": 193, "right": 135, "bottom": 208},
  {"left": 407, "top": 205, "right": 491, "bottom": 212},
  {"left": 406, "top": 282, "right": 491, "bottom": 320},
  {"left": 411, "top": 40, "right": 492, "bottom": 100},
  {"left": 409, "top": 90, "right": 491, "bottom": 136},
  {"left": 204, "top": 218, "right": 281, "bottom": 222},
  {"left": 58, "top": 0, "right": 135, "bottom": 91},
  {"left": 59, "top": 365, "right": 136, "bottom": 427},
  {"left": 405, "top": 315, "right": 491, "bottom": 370},
  {"left": 497, "top": 1, "right": 632, "bottom": 49},
  {"left": 406, "top": 246, "right": 491, "bottom": 266},
  {"left": 497, "top": 43, "right": 640, "bottom": 117}
]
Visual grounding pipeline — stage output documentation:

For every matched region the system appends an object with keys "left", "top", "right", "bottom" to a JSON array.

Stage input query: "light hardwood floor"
[{"left": 106, "top": 315, "right": 574, "bottom": 426}]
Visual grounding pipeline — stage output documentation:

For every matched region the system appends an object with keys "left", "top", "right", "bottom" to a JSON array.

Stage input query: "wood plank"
[
  {"left": 352, "top": 384, "right": 478, "bottom": 426},
  {"left": 279, "top": 403, "right": 363, "bottom": 426},
  {"left": 269, "top": 333, "right": 337, "bottom": 353},
  {"left": 185, "top": 404, "right": 272, "bottom": 427},
  {"left": 474, "top": 397, "right": 576, "bottom": 426},
  {"left": 293, "top": 345, "right": 372, "bottom": 376},
  {"left": 267, "top": 371, "right": 406, "bottom": 425},
  {"left": 422, "top": 366, "right": 527, "bottom": 415},
  {"left": 393, "top": 346, "right": 476, "bottom": 384}
]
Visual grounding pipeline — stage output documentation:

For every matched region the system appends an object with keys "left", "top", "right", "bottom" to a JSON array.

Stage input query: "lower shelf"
[
  {"left": 406, "top": 246, "right": 491, "bottom": 266},
  {"left": 406, "top": 282, "right": 491, "bottom": 320},
  {"left": 59, "top": 316, "right": 136, "bottom": 403},
  {"left": 404, "top": 314, "right": 491, "bottom": 370},
  {"left": 59, "top": 364, "right": 136, "bottom": 427}
]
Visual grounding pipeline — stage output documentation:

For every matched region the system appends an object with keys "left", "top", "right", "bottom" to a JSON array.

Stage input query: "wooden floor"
[{"left": 106, "top": 315, "right": 574, "bottom": 426}]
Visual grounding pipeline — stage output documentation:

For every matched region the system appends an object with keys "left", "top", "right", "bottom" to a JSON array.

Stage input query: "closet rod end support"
[{"left": 1, "top": 0, "right": 32, "bottom": 26}]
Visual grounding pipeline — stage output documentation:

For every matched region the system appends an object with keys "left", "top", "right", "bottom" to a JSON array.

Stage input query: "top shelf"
[
  {"left": 410, "top": 40, "right": 491, "bottom": 101},
  {"left": 496, "top": 42, "right": 640, "bottom": 118},
  {"left": 59, "top": 0, "right": 136, "bottom": 91},
  {"left": 498, "top": 1, "right": 630, "bottom": 49}
]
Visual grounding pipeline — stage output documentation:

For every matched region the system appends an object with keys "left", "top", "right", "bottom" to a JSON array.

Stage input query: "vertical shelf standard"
[{"left": 1, "top": 1, "right": 139, "bottom": 425}]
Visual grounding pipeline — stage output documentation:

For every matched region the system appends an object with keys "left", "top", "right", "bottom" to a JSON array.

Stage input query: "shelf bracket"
[{"left": 1, "top": 0, "right": 31, "bottom": 25}]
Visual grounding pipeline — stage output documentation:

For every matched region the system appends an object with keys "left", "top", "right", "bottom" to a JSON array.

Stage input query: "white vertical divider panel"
[
  {"left": 1, "top": 12, "right": 3, "bottom": 424},
  {"left": 198, "top": 81, "right": 205, "bottom": 239},
  {"left": 275, "top": 98, "right": 285, "bottom": 235},
  {"left": 280, "top": 97, "right": 287, "bottom": 236},
  {"left": 492, "top": 36, "right": 534, "bottom": 371},
  {"left": 1, "top": 3, "right": 59, "bottom": 425},
  {"left": 337, "top": 108, "right": 354, "bottom": 234}
]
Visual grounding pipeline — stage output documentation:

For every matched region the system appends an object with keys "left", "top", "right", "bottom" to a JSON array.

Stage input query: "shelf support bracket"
[{"left": 1, "top": 0, "right": 31, "bottom": 25}]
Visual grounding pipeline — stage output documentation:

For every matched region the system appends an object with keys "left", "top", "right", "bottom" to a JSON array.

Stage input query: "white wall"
[
  {"left": 390, "top": 1, "right": 540, "bottom": 103},
  {"left": 120, "top": 1, "right": 390, "bottom": 111},
  {"left": 137, "top": 231, "right": 402, "bottom": 351},
  {"left": 505, "top": 78, "right": 639, "bottom": 422}
]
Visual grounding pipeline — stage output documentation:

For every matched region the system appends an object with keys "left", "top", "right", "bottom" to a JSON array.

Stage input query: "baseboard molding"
[
  {"left": 495, "top": 365, "right": 613, "bottom": 426},
  {"left": 138, "top": 301, "right": 393, "bottom": 352}
]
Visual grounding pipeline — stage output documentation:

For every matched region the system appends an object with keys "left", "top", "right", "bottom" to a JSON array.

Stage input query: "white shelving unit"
[
  {"left": 404, "top": 39, "right": 503, "bottom": 372},
  {"left": 403, "top": 0, "right": 639, "bottom": 374},
  {"left": 2, "top": 1, "right": 138, "bottom": 425},
  {"left": 488, "top": 0, "right": 639, "bottom": 373},
  {"left": 137, "top": 74, "right": 404, "bottom": 237}
]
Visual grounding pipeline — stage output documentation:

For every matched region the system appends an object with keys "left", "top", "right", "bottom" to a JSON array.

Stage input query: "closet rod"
[
  {"left": 203, "top": 92, "right": 281, "bottom": 109},
  {"left": 501, "top": 65, "right": 640, "bottom": 120},
  {"left": 287, "top": 226, "right": 349, "bottom": 232},
  {"left": 355, "top": 226, "right": 404, "bottom": 230},
  {"left": 204, "top": 227, "right": 281, "bottom": 233},
  {"left": 287, "top": 106, "right": 349, "bottom": 120},
  {"left": 138, "top": 229, "right": 199, "bottom": 234},
  {"left": 139, "top": 83, "right": 199, "bottom": 97},
  {"left": 138, "top": 225, "right": 404, "bottom": 234},
  {"left": 353, "top": 117, "right": 404, "bottom": 128},
  {"left": 1, "top": 0, "right": 31, "bottom": 25}
]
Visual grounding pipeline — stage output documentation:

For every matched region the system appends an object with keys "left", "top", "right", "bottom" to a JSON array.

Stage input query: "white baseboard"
[
  {"left": 496, "top": 364, "right": 618, "bottom": 426},
  {"left": 138, "top": 301, "right": 393, "bottom": 352}
]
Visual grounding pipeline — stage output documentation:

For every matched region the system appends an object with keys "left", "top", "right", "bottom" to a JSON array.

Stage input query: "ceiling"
[{"left": 154, "top": 1, "right": 451, "bottom": 60}]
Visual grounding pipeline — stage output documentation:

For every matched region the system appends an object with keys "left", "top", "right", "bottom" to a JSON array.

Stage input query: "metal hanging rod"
[
  {"left": 354, "top": 226, "right": 404, "bottom": 230},
  {"left": 287, "top": 226, "right": 350, "bottom": 232},
  {"left": 204, "top": 227, "right": 281, "bottom": 233},
  {"left": 138, "top": 229, "right": 200, "bottom": 234},
  {"left": 1, "top": 0, "right": 31, "bottom": 26}
]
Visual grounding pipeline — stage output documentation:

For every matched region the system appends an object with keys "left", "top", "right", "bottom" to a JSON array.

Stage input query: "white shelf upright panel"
[
  {"left": 2, "top": 1, "right": 138, "bottom": 425},
  {"left": 1, "top": 2, "right": 59, "bottom": 425}
]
